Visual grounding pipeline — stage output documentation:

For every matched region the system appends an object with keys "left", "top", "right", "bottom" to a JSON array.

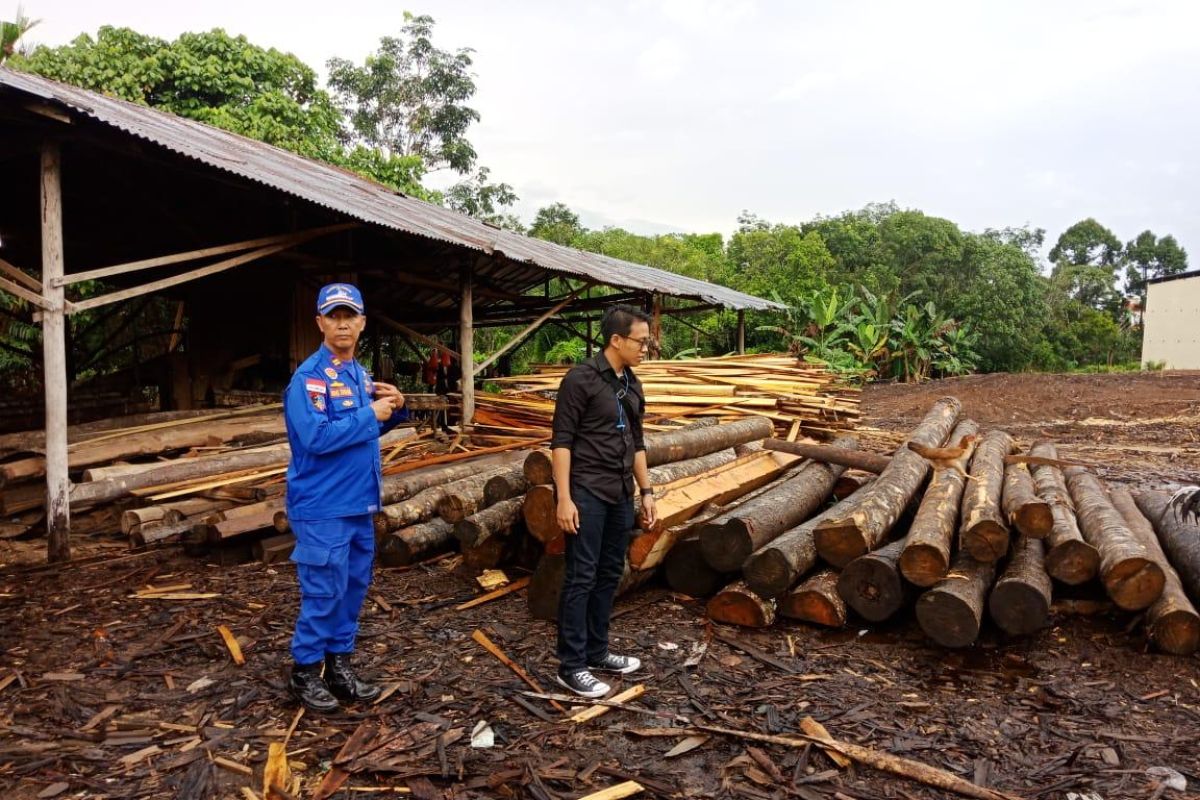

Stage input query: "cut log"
[
  {"left": 959, "top": 430, "right": 1016, "bottom": 563},
  {"left": 644, "top": 416, "right": 773, "bottom": 466},
  {"left": 438, "top": 466, "right": 520, "bottom": 523},
  {"left": 461, "top": 535, "right": 512, "bottom": 574},
  {"left": 836, "top": 537, "right": 911, "bottom": 623},
  {"left": 1065, "top": 467, "right": 1164, "bottom": 611},
  {"left": 647, "top": 447, "right": 742, "bottom": 484},
  {"left": 120, "top": 506, "right": 167, "bottom": 536},
  {"left": 1001, "top": 461, "right": 1052, "bottom": 539},
  {"left": 523, "top": 449, "right": 554, "bottom": 487},
  {"left": 129, "top": 518, "right": 196, "bottom": 547},
  {"left": 522, "top": 484, "right": 561, "bottom": 543},
  {"left": 742, "top": 480, "right": 875, "bottom": 599},
  {"left": 988, "top": 536, "right": 1053, "bottom": 636},
  {"left": 453, "top": 497, "right": 524, "bottom": 548},
  {"left": 1113, "top": 488, "right": 1199, "bottom": 655},
  {"left": 664, "top": 534, "right": 731, "bottom": 598},
  {"left": 381, "top": 450, "right": 525, "bottom": 505},
  {"left": 1135, "top": 490, "right": 1200, "bottom": 605},
  {"left": 483, "top": 471, "right": 529, "bottom": 506},
  {"left": 707, "top": 579, "right": 776, "bottom": 628},
  {"left": 916, "top": 551, "right": 997, "bottom": 648},
  {"left": 193, "top": 503, "right": 282, "bottom": 545},
  {"left": 378, "top": 518, "right": 455, "bottom": 568},
  {"left": 779, "top": 569, "right": 846, "bottom": 627},
  {"left": 376, "top": 467, "right": 507, "bottom": 538},
  {"left": 162, "top": 497, "right": 234, "bottom": 525},
  {"left": 272, "top": 509, "right": 290, "bottom": 533},
  {"left": 1029, "top": 442, "right": 1099, "bottom": 585},
  {"left": 699, "top": 437, "right": 854, "bottom": 572},
  {"left": 252, "top": 533, "right": 296, "bottom": 564},
  {"left": 900, "top": 419, "right": 980, "bottom": 587},
  {"left": 763, "top": 439, "right": 890, "bottom": 474},
  {"left": 814, "top": 396, "right": 962, "bottom": 567}
]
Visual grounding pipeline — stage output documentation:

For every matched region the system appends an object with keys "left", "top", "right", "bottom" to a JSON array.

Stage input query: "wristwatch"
[{"left": 640, "top": 487, "right": 654, "bottom": 497}]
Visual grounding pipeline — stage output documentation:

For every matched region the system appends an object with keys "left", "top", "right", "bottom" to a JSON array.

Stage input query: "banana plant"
[{"left": 1, "top": 5, "right": 40, "bottom": 63}]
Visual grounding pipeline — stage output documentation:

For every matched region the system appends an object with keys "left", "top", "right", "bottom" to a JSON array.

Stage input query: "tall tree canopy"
[{"left": 1124, "top": 230, "right": 1189, "bottom": 298}]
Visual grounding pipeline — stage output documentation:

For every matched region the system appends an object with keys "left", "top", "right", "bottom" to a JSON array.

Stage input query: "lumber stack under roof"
[{"left": 476, "top": 354, "right": 860, "bottom": 439}]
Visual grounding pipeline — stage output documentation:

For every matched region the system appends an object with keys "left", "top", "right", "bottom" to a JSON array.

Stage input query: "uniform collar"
[{"left": 320, "top": 343, "right": 356, "bottom": 372}]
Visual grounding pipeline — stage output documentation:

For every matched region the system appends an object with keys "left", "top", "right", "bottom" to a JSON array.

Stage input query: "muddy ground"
[{"left": 1, "top": 372, "right": 1198, "bottom": 800}]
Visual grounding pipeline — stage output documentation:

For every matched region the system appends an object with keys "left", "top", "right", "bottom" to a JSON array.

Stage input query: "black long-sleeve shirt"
[{"left": 550, "top": 352, "right": 646, "bottom": 504}]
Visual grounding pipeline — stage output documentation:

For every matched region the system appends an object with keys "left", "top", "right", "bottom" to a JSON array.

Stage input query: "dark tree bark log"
[
  {"left": 1065, "top": 468, "right": 1164, "bottom": 611},
  {"left": 763, "top": 439, "right": 890, "bottom": 473},
  {"left": 779, "top": 569, "right": 846, "bottom": 627},
  {"left": 461, "top": 536, "right": 512, "bottom": 575},
  {"left": 1114, "top": 489, "right": 1199, "bottom": 655},
  {"left": 815, "top": 396, "right": 962, "bottom": 567},
  {"left": 699, "top": 437, "right": 854, "bottom": 572},
  {"left": 522, "top": 484, "right": 561, "bottom": 543},
  {"left": 916, "top": 550, "right": 997, "bottom": 648},
  {"left": 1029, "top": 442, "right": 1098, "bottom": 584},
  {"left": 453, "top": 497, "right": 524, "bottom": 548},
  {"left": 900, "top": 419, "right": 980, "bottom": 587},
  {"left": 375, "top": 467, "right": 506, "bottom": 538},
  {"left": 645, "top": 416, "right": 773, "bottom": 466},
  {"left": 1002, "top": 461, "right": 1053, "bottom": 539},
  {"left": 377, "top": 518, "right": 455, "bottom": 568},
  {"left": 707, "top": 579, "right": 776, "bottom": 628},
  {"left": 836, "top": 537, "right": 911, "bottom": 623},
  {"left": 664, "top": 534, "right": 732, "bottom": 598},
  {"left": 988, "top": 536, "right": 1053, "bottom": 636},
  {"left": 483, "top": 471, "right": 529, "bottom": 506},
  {"left": 960, "top": 430, "right": 1016, "bottom": 563},
  {"left": 743, "top": 481, "right": 874, "bottom": 599},
  {"left": 381, "top": 450, "right": 525, "bottom": 506},
  {"left": 1135, "top": 490, "right": 1200, "bottom": 606},
  {"left": 439, "top": 466, "right": 521, "bottom": 523},
  {"left": 647, "top": 447, "right": 741, "bottom": 484}
]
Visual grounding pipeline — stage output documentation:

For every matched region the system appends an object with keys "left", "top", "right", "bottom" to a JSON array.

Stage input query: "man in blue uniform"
[{"left": 284, "top": 282, "right": 408, "bottom": 712}]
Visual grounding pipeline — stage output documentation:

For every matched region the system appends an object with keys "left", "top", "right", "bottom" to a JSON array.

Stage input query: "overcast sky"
[{"left": 19, "top": 0, "right": 1200, "bottom": 260}]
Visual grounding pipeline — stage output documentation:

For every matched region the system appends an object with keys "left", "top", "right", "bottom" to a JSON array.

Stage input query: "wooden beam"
[
  {"left": 0, "top": 256, "right": 42, "bottom": 292},
  {"left": 66, "top": 228, "right": 344, "bottom": 314},
  {"left": 460, "top": 265, "right": 475, "bottom": 427},
  {"left": 55, "top": 223, "right": 357, "bottom": 287},
  {"left": 375, "top": 313, "right": 458, "bottom": 360},
  {"left": 41, "top": 142, "right": 71, "bottom": 562},
  {"left": 473, "top": 285, "right": 587, "bottom": 376},
  {"left": 737, "top": 309, "right": 746, "bottom": 354},
  {"left": 0, "top": 273, "right": 49, "bottom": 310}
]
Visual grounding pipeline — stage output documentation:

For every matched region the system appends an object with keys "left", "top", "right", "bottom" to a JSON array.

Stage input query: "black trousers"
[{"left": 556, "top": 486, "right": 634, "bottom": 672}]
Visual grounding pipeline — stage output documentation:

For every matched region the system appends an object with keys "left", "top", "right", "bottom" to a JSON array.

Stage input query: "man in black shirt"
[{"left": 550, "top": 304, "right": 658, "bottom": 697}]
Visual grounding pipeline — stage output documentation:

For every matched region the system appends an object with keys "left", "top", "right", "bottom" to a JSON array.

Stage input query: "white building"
[{"left": 1142, "top": 270, "right": 1200, "bottom": 369}]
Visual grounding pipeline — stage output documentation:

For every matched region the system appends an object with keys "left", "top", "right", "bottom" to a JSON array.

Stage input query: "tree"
[
  {"left": 1049, "top": 218, "right": 1124, "bottom": 313},
  {"left": 528, "top": 203, "right": 585, "bottom": 246},
  {"left": 1, "top": 4, "right": 39, "bottom": 63},
  {"left": 1124, "top": 230, "right": 1189, "bottom": 298},
  {"left": 327, "top": 12, "right": 514, "bottom": 217}
]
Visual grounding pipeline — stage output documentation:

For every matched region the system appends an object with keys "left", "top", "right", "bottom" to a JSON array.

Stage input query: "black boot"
[
  {"left": 288, "top": 661, "right": 339, "bottom": 713},
  {"left": 325, "top": 652, "right": 381, "bottom": 703}
]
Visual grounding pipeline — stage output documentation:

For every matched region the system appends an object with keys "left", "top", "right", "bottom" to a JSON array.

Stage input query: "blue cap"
[{"left": 317, "top": 283, "right": 364, "bottom": 315}]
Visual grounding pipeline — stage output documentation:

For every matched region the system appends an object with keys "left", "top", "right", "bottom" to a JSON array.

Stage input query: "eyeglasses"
[{"left": 623, "top": 335, "right": 655, "bottom": 351}]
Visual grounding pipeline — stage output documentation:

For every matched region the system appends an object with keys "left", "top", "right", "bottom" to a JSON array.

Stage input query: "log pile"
[{"left": 476, "top": 354, "right": 860, "bottom": 439}]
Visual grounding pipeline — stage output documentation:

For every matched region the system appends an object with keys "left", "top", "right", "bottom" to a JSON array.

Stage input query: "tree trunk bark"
[
  {"left": 988, "top": 536, "right": 1052, "bottom": 636},
  {"left": 900, "top": 419, "right": 980, "bottom": 586},
  {"left": 763, "top": 439, "right": 890, "bottom": 473},
  {"left": 483, "top": 470, "right": 529, "bottom": 506},
  {"left": 1029, "top": 442, "right": 1099, "bottom": 585},
  {"left": 453, "top": 496, "right": 524, "bottom": 548},
  {"left": 646, "top": 416, "right": 773, "bottom": 466},
  {"left": 1065, "top": 467, "right": 1164, "bottom": 611},
  {"left": 1002, "top": 461, "right": 1053, "bottom": 539},
  {"left": 664, "top": 534, "right": 731, "bottom": 598},
  {"left": 438, "top": 466, "right": 518, "bottom": 523},
  {"left": 959, "top": 430, "right": 1016, "bottom": 562},
  {"left": 377, "top": 518, "right": 455, "bottom": 568},
  {"left": 1113, "top": 489, "right": 1199, "bottom": 655},
  {"left": 1135, "top": 490, "right": 1200, "bottom": 607},
  {"left": 836, "top": 537, "right": 911, "bottom": 623},
  {"left": 916, "top": 550, "right": 997, "bottom": 648},
  {"left": 779, "top": 569, "right": 846, "bottom": 627},
  {"left": 375, "top": 468, "right": 506, "bottom": 538},
  {"left": 707, "top": 579, "right": 776, "bottom": 628},
  {"left": 381, "top": 450, "right": 525, "bottom": 506},
  {"left": 743, "top": 480, "right": 875, "bottom": 599},
  {"left": 815, "top": 396, "right": 962, "bottom": 567},
  {"left": 647, "top": 447, "right": 741, "bottom": 484},
  {"left": 699, "top": 438, "right": 854, "bottom": 572}
]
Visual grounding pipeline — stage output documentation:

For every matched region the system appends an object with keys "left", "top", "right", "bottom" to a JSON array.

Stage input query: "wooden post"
[
  {"left": 737, "top": 310, "right": 745, "bottom": 354},
  {"left": 41, "top": 143, "right": 70, "bottom": 562},
  {"left": 459, "top": 265, "right": 474, "bottom": 428},
  {"left": 650, "top": 294, "right": 662, "bottom": 359}
]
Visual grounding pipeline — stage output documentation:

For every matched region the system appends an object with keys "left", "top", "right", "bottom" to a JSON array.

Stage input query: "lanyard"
[{"left": 615, "top": 371, "right": 630, "bottom": 431}]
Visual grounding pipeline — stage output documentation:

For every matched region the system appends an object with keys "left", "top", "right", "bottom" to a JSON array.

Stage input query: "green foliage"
[
  {"left": 1, "top": 4, "right": 39, "bottom": 63},
  {"left": 528, "top": 203, "right": 585, "bottom": 246},
  {"left": 1050, "top": 218, "right": 1123, "bottom": 267},
  {"left": 1124, "top": 230, "right": 1188, "bottom": 298}
]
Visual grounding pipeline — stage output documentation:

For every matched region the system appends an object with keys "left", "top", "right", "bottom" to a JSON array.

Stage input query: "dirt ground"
[{"left": 1, "top": 372, "right": 1198, "bottom": 800}]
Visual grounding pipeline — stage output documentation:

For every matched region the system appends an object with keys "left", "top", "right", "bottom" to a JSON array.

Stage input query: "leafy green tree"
[
  {"left": 1, "top": 4, "right": 39, "bottom": 63},
  {"left": 327, "top": 12, "right": 514, "bottom": 217},
  {"left": 528, "top": 203, "right": 586, "bottom": 246},
  {"left": 1123, "top": 230, "right": 1189, "bottom": 298},
  {"left": 1050, "top": 218, "right": 1123, "bottom": 267},
  {"left": 725, "top": 218, "right": 836, "bottom": 303}
]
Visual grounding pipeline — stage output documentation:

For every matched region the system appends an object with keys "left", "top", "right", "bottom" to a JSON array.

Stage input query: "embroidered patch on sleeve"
[
  {"left": 304, "top": 378, "right": 327, "bottom": 394},
  {"left": 310, "top": 393, "right": 326, "bottom": 411}
]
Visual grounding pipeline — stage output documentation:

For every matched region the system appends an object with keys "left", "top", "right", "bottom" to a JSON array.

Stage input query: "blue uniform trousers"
[{"left": 290, "top": 515, "right": 375, "bottom": 665}]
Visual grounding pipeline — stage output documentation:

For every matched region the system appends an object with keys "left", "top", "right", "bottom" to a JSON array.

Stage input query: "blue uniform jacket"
[{"left": 284, "top": 344, "right": 408, "bottom": 521}]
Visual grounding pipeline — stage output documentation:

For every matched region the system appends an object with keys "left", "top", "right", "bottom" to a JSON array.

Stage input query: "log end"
[
  {"left": 836, "top": 557, "right": 906, "bottom": 623},
  {"left": 627, "top": 531, "right": 657, "bottom": 569},
  {"left": 779, "top": 574, "right": 846, "bottom": 627},
  {"left": 522, "top": 486, "right": 562, "bottom": 543},
  {"left": 1044, "top": 539, "right": 1101, "bottom": 585},
  {"left": 707, "top": 584, "right": 776, "bottom": 628},
  {"left": 1013, "top": 503, "right": 1054, "bottom": 539},
  {"left": 962, "top": 521, "right": 1011, "bottom": 563},
  {"left": 814, "top": 521, "right": 870, "bottom": 569},
  {"left": 916, "top": 591, "right": 983, "bottom": 648},
  {"left": 742, "top": 550, "right": 793, "bottom": 601},
  {"left": 1148, "top": 608, "right": 1200, "bottom": 656},
  {"left": 988, "top": 581, "right": 1050, "bottom": 636},
  {"left": 1104, "top": 558, "right": 1166, "bottom": 611},
  {"left": 898, "top": 544, "right": 950, "bottom": 588},
  {"left": 699, "top": 522, "right": 752, "bottom": 574}
]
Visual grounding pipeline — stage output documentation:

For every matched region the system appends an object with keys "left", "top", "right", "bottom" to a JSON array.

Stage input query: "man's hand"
[
  {"left": 373, "top": 381, "right": 406, "bottom": 409},
  {"left": 557, "top": 496, "right": 580, "bottom": 534},
  {"left": 639, "top": 493, "right": 657, "bottom": 530},
  {"left": 370, "top": 396, "right": 397, "bottom": 422}
]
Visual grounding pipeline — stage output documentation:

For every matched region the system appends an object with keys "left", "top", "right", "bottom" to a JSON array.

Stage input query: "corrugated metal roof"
[{"left": 0, "top": 67, "right": 783, "bottom": 312}]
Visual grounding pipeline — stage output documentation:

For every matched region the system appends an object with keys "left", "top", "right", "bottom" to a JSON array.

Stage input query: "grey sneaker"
[
  {"left": 556, "top": 669, "right": 611, "bottom": 698},
  {"left": 588, "top": 653, "right": 641, "bottom": 675}
]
